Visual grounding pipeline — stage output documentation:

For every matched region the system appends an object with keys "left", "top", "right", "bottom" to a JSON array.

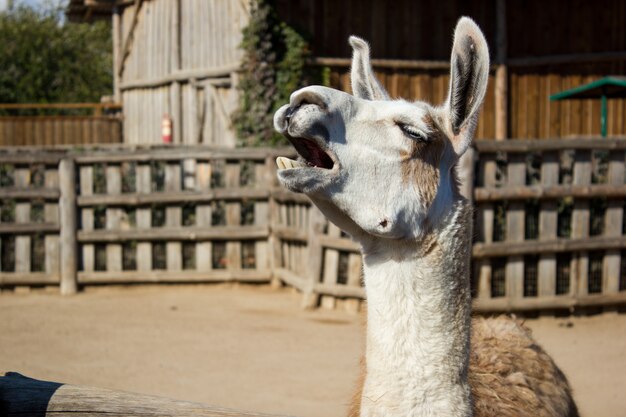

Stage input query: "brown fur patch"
[
  {"left": 400, "top": 114, "right": 450, "bottom": 207},
  {"left": 349, "top": 315, "right": 578, "bottom": 417},
  {"left": 469, "top": 316, "right": 579, "bottom": 417}
]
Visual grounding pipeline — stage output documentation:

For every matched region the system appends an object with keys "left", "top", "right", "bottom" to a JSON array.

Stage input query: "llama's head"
[{"left": 274, "top": 17, "right": 488, "bottom": 242}]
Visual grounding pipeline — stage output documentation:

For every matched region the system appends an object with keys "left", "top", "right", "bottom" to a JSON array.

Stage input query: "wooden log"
[
  {"left": 0, "top": 223, "right": 60, "bottom": 234},
  {"left": 0, "top": 187, "right": 60, "bottom": 200},
  {"left": 0, "top": 372, "right": 288, "bottom": 417},
  {"left": 59, "top": 158, "right": 78, "bottom": 295}
]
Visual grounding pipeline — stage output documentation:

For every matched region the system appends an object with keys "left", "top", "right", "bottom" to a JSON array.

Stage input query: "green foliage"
[
  {"left": 233, "top": 0, "right": 319, "bottom": 147},
  {"left": 0, "top": 2, "right": 112, "bottom": 114}
]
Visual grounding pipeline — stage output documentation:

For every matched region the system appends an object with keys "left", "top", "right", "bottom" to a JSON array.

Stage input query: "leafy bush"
[
  {"left": 233, "top": 0, "right": 321, "bottom": 146},
  {"left": 0, "top": 2, "right": 112, "bottom": 114}
]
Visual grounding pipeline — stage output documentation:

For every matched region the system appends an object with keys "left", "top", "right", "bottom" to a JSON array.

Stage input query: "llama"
[{"left": 273, "top": 17, "right": 578, "bottom": 417}]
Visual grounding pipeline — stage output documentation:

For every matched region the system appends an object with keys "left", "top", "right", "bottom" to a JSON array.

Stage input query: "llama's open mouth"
[{"left": 276, "top": 137, "right": 335, "bottom": 170}]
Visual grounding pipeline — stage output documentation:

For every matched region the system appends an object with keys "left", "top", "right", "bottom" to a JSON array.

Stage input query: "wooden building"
[{"left": 68, "top": 0, "right": 626, "bottom": 144}]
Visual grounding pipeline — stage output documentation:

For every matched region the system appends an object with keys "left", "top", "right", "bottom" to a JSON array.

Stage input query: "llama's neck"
[{"left": 359, "top": 200, "right": 473, "bottom": 417}]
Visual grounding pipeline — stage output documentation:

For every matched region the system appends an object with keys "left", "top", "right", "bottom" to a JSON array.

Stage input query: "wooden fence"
[
  {"left": 0, "top": 103, "right": 123, "bottom": 146},
  {"left": 1, "top": 140, "right": 625, "bottom": 313}
]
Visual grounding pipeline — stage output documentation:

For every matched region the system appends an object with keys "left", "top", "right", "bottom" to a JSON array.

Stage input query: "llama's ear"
[
  {"left": 349, "top": 36, "right": 389, "bottom": 101},
  {"left": 444, "top": 17, "right": 489, "bottom": 156}
]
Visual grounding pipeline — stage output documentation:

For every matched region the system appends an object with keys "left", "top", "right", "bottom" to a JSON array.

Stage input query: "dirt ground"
[{"left": 1, "top": 285, "right": 625, "bottom": 417}]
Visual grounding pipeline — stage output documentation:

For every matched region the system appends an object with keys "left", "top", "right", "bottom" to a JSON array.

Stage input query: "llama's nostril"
[{"left": 285, "top": 106, "right": 297, "bottom": 123}]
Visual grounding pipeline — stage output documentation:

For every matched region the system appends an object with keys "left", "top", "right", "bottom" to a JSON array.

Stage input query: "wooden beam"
[
  {"left": 77, "top": 225, "right": 270, "bottom": 243},
  {"left": 494, "top": 0, "right": 507, "bottom": 140},
  {"left": 78, "top": 269, "right": 272, "bottom": 284},
  {"left": 0, "top": 372, "right": 291, "bottom": 417},
  {"left": 59, "top": 158, "right": 78, "bottom": 295},
  {"left": 474, "top": 137, "right": 626, "bottom": 153},
  {"left": 0, "top": 273, "right": 59, "bottom": 285},
  {"left": 310, "top": 57, "right": 450, "bottom": 70},
  {"left": 474, "top": 183, "right": 626, "bottom": 201},
  {"left": 0, "top": 223, "right": 59, "bottom": 234},
  {"left": 472, "top": 235, "right": 626, "bottom": 258},
  {"left": 120, "top": 69, "right": 236, "bottom": 91},
  {"left": 117, "top": 0, "right": 144, "bottom": 78},
  {"left": 77, "top": 188, "right": 270, "bottom": 206},
  {"left": 0, "top": 187, "right": 60, "bottom": 200}
]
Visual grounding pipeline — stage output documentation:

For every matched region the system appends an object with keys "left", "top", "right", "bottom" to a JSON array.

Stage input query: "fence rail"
[{"left": 1, "top": 140, "right": 625, "bottom": 313}]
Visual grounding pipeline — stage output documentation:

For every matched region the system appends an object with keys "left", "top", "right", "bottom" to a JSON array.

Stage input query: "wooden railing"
[
  {"left": 1, "top": 140, "right": 625, "bottom": 313},
  {"left": 0, "top": 103, "right": 122, "bottom": 146}
]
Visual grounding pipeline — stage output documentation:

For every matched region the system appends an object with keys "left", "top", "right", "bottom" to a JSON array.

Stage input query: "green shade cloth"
[
  {"left": 550, "top": 76, "right": 626, "bottom": 100},
  {"left": 549, "top": 76, "right": 626, "bottom": 137}
]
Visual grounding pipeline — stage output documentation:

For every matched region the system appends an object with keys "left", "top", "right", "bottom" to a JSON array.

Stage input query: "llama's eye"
[{"left": 397, "top": 123, "right": 428, "bottom": 142}]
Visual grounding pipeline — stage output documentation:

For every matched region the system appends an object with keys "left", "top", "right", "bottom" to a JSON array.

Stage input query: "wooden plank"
[
  {"left": 77, "top": 188, "right": 270, "bottom": 206},
  {"left": 78, "top": 226, "right": 269, "bottom": 243},
  {"left": 0, "top": 273, "right": 59, "bottom": 285},
  {"left": 473, "top": 235, "right": 626, "bottom": 258},
  {"left": 505, "top": 154, "right": 526, "bottom": 299},
  {"left": 165, "top": 163, "right": 182, "bottom": 271},
  {"left": 0, "top": 372, "right": 285, "bottom": 417},
  {"left": 105, "top": 165, "right": 123, "bottom": 272},
  {"left": 136, "top": 163, "right": 152, "bottom": 272},
  {"left": 603, "top": 150, "right": 625, "bottom": 294},
  {"left": 79, "top": 166, "right": 95, "bottom": 273},
  {"left": 474, "top": 183, "right": 626, "bottom": 201},
  {"left": 572, "top": 150, "right": 591, "bottom": 297},
  {"left": 44, "top": 168, "right": 60, "bottom": 281},
  {"left": 476, "top": 154, "right": 497, "bottom": 300},
  {"left": 14, "top": 168, "right": 31, "bottom": 274},
  {"left": 254, "top": 162, "right": 270, "bottom": 272},
  {"left": 195, "top": 161, "right": 213, "bottom": 272},
  {"left": 225, "top": 162, "right": 241, "bottom": 270},
  {"left": 0, "top": 188, "right": 60, "bottom": 200},
  {"left": 59, "top": 158, "right": 78, "bottom": 294},
  {"left": 344, "top": 253, "right": 363, "bottom": 312},
  {"left": 78, "top": 269, "right": 272, "bottom": 284},
  {"left": 0, "top": 223, "right": 59, "bottom": 234},
  {"left": 475, "top": 138, "right": 626, "bottom": 153},
  {"left": 321, "top": 223, "right": 341, "bottom": 309},
  {"left": 538, "top": 152, "right": 559, "bottom": 298}
]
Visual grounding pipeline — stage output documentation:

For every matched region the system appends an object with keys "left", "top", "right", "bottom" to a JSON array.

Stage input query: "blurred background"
[{"left": 0, "top": 1, "right": 625, "bottom": 416}]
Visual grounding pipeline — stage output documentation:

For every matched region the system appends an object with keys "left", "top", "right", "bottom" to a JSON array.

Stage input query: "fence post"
[
  {"left": 302, "top": 206, "right": 325, "bottom": 309},
  {"left": 59, "top": 157, "right": 78, "bottom": 295}
]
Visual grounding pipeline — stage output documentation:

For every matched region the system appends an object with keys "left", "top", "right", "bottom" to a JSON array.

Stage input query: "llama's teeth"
[{"left": 276, "top": 157, "right": 286, "bottom": 170}]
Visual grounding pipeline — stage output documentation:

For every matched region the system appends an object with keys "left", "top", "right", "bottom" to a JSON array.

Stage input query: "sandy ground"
[{"left": 1, "top": 285, "right": 625, "bottom": 417}]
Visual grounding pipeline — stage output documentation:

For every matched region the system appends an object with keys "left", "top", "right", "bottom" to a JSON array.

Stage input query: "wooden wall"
[
  {"left": 0, "top": 116, "right": 122, "bottom": 146},
  {"left": 119, "top": 0, "right": 249, "bottom": 146}
]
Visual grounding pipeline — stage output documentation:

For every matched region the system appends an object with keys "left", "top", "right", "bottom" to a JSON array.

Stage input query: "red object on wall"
[{"left": 162, "top": 114, "right": 172, "bottom": 143}]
